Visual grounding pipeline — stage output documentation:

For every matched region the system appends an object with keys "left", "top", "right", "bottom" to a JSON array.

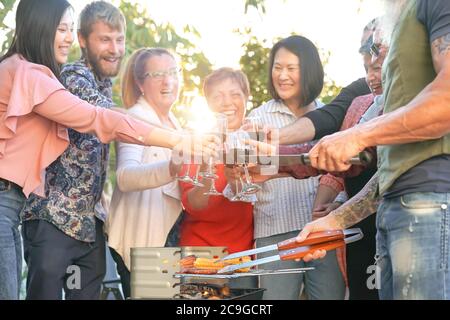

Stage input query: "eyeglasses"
[
  {"left": 143, "top": 68, "right": 181, "bottom": 81},
  {"left": 370, "top": 42, "right": 381, "bottom": 58}
]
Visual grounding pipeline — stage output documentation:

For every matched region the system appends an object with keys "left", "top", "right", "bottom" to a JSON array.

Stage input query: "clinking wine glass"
[
  {"left": 242, "top": 116, "right": 263, "bottom": 142},
  {"left": 236, "top": 130, "right": 262, "bottom": 195},
  {"left": 176, "top": 130, "right": 194, "bottom": 183},
  {"left": 240, "top": 116, "right": 263, "bottom": 194},
  {"left": 191, "top": 164, "right": 205, "bottom": 187},
  {"left": 176, "top": 164, "right": 194, "bottom": 183},
  {"left": 200, "top": 113, "right": 228, "bottom": 195},
  {"left": 225, "top": 130, "right": 252, "bottom": 201},
  {"left": 202, "top": 156, "right": 222, "bottom": 196}
]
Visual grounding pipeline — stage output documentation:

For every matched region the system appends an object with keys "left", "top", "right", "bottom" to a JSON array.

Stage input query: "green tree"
[
  {"left": 67, "top": 1, "right": 213, "bottom": 125},
  {"left": 244, "top": 0, "right": 267, "bottom": 14},
  {"left": 117, "top": 1, "right": 212, "bottom": 125},
  {"left": 238, "top": 28, "right": 272, "bottom": 111},
  {"left": 240, "top": 0, "right": 341, "bottom": 109},
  {"left": 0, "top": 0, "right": 15, "bottom": 55}
]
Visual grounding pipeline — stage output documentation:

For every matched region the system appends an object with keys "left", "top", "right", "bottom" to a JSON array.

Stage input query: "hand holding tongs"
[
  {"left": 300, "top": 151, "right": 372, "bottom": 166},
  {"left": 224, "top": 150, "right": 373, "bottom": 166},
  {"left": 217, "top": 228, "right": 363, "bottom": 274}
]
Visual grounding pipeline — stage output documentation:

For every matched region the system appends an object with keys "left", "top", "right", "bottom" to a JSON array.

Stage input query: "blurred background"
[{"left": 0, "top": 0, "right": 383, "bottom": 298}]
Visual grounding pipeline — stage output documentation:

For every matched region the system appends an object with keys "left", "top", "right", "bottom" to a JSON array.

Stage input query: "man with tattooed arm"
[{"left": 299, "top": 0, "right": 450, "bottom": 300}]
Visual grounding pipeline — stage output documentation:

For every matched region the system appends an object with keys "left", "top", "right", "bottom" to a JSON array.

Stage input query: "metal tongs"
[
  {"left": 217, "top": 228, "right": 363, "bottom": 274},
  {"left": 173, "top": 267, "right": 315, "bottom": 279},
  {"left": 224, "top": 151, "right": 373, "bottom": 166}
]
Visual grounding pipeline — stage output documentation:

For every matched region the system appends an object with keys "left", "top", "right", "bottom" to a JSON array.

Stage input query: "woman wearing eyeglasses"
[{"left": 105, "top": 48, "right": 185, "bottom": 298}]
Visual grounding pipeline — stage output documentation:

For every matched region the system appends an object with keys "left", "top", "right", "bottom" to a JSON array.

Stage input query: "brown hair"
[
  {"left": 203, "top": 67, "right": 250, "bottom": 99},
  {"left": 121, "top": 48, "right": 176, "bottom": 108},
  {"left": 79, "top": 1, "right": 125, "bottom": 38}
]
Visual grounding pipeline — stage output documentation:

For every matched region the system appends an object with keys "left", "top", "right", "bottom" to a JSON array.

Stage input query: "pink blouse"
[{"left": 0, "top": 54, "right": 153, "bottom": 197}]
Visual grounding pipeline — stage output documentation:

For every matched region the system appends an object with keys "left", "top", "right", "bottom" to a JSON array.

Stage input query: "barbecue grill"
[
  {"left": 130, "top": 246, "right": 260, "bottom": 299},
  {"left": 130, "top": 246, "right": 309, "bottom": 300}
]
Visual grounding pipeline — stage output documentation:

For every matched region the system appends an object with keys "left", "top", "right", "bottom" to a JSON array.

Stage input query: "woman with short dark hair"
[
  {"left": 267, "top": 35, "right": 324, "bottom": 108},
  {"left": 247, "top": 35, "right": 346, "bottom": 300}
]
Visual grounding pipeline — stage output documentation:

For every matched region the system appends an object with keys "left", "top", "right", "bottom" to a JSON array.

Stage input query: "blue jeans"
[
  {"left": 0, "top": 180, "right": 25, "bottom": 300},
  {"left": 256, "top": 230, "right": 345, "bottom": 300},
  {"left": 376, "top": 192, "right": 450, "bottom": 300}
]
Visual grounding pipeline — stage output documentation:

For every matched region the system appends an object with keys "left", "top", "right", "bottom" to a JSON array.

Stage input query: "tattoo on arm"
[
  {"left": 434, "top": 33, "right": 450, "bottom": 54},
  {"left": 330, "top": 171, "right": 380, "bottom": 229},
  {"left": 431, "top": 33, "right": 450, "bottom": 72}
]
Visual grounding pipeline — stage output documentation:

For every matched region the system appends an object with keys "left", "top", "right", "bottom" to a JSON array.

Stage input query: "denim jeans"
[
  {"left": 256, "top": 230, "right": 345, "bottom": 300},
  {"left": 0, "top": 180, "right": 25, "bottom": 300},
  {"left": 376, "top": 192, "right": 450, "bottom": 300}
]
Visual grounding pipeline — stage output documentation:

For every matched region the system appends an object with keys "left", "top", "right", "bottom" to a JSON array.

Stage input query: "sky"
[{"left": 1, "top": 0, "right": 384, "bottom": 86}]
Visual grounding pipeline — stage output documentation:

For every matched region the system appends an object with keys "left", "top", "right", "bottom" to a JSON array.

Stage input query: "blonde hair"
[
  {"left": 121, "top": 47, "right": 176, "bottom": 108},
  {"left": 203, "top": 67, "right": 250, "bottom": 99}
]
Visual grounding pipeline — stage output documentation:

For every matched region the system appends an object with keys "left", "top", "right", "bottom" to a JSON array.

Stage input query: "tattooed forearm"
[{"left": 330, "top": 171, "right": 380, "bottom": 229}]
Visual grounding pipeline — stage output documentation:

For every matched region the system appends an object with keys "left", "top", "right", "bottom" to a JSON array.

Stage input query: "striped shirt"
[{"left": 248, "top": 99, "right": 322, "bottom": 238}]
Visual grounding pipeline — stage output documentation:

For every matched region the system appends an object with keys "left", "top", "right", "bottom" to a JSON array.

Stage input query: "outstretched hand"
[
  {"left": 308, "top": 127, "right": 367, "bottom": 172},
  {"left": 173, "top": 134, "right": 221, "bottom": 164}
]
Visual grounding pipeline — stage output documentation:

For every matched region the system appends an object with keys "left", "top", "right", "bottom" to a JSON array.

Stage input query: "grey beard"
[{"left": 380, "top": 0, "right": 410, "bottom": 45}]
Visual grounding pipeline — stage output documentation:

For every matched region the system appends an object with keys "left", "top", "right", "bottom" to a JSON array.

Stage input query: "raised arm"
[
  {"left": 33, "top": 90, "right": 219, "bottom": 158},
  {"left": 308, "top": 32, "right": 450, "bottom": 172},
  {"left": 277, "top": 78, "right": 370, "bottom": 144},
  {"left": 115, "top": 142, "right": 180, "bottom": 193},
  {"left": 358, "top": 34, "right": 450, "bottom": 146}
]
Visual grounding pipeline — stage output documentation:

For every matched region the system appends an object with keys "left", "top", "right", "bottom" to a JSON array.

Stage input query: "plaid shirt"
[{"left": 22, "top": 59, "right": 113, "bottom": 242}]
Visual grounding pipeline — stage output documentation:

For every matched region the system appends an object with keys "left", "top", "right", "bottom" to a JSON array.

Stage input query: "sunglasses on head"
[{"left": 370, "top": 42, "right": 381, "bottom": 58}]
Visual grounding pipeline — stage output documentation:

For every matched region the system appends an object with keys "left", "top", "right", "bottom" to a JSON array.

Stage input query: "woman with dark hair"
[
  {"left": 246, "top": 35, "right": 346, "bottom": 300},
  {"left": 267, "top": 36, "right": 324, "bottom": 109},
  {"left": 0, "top": 0, "right": 217, "bottom": 300}
]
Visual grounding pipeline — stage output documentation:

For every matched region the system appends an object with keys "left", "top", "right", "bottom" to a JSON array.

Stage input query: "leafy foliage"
[
  {"left": 0, "top": 0, "right": 15, "bottom": 55},
  {"left": 238, "top": 28, "right": 272, "bottom": 112},
  {"left": 69, "top": 1, "right": 213, "bottom": 125},
  {"left": 118, "top": 1, "right": 212, "bottom": 122},
  {"left": 244, "top": 0, "right": 267, "bottom": 14}
]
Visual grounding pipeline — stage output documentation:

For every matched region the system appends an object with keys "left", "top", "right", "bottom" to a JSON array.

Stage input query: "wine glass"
[
  {"left": 175, "top": 130, "right": 194, "bottom": 183},
  {"left": 234, "top": 130, "right": 262, "bottom": 195},
  {"left": 200, "top": 113, "right": 228, "bottom": 196},
  {"left": 191, "top": 164, "right": 205, "bottom": 187},
  {"left": 224, "top": 130, "right": 249, "bottom": 201}
]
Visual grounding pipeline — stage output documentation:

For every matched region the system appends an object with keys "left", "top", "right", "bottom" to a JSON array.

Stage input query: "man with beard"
[
  {"left": 21, "top": 1, "right": 126, "bottom": 299},
  {"left": 300, "top": 0, "right": 450, "bottom": 300}
]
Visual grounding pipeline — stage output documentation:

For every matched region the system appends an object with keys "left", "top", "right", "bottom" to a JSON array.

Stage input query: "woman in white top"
[{"left": 106, "top": 48, "right": 183, "bottom": 298}]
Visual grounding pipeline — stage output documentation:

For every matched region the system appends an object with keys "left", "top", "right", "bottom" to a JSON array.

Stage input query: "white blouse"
[{"left": 105, "top": 97, "right": 182, "bottom": 270}]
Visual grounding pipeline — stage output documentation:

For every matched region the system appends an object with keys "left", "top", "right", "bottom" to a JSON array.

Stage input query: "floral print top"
[{"left": 22, "top": 59, "right": 113, "bottom": 242}]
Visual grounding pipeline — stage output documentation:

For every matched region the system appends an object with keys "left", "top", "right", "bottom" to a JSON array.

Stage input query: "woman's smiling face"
[{"left": 206, "top": 77, "right": 247, "bottom": 131}]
